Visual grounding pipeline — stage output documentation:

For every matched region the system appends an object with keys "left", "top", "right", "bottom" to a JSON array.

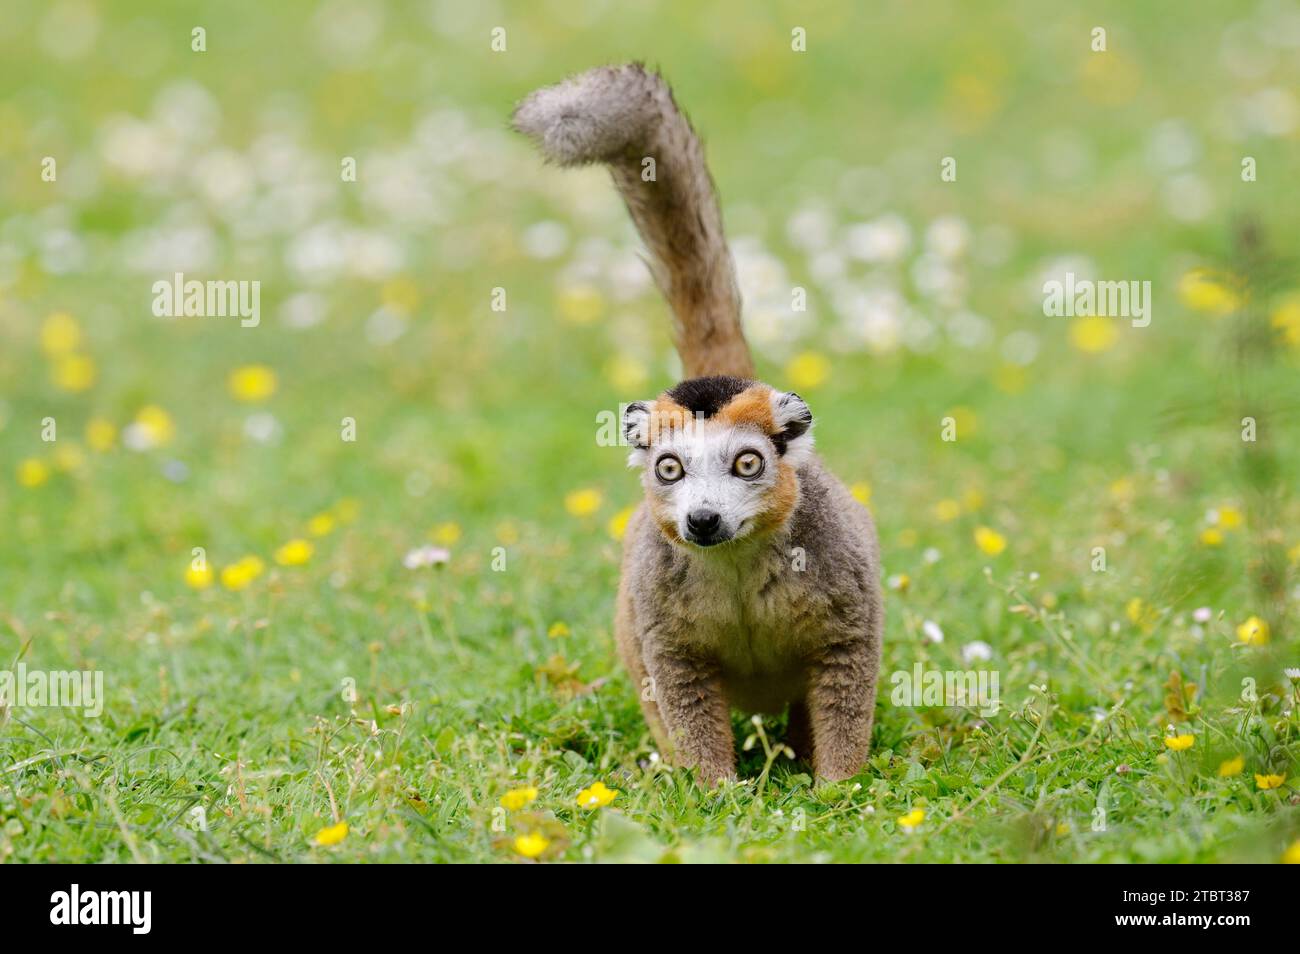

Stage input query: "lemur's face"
[{"left": 623, "top": 376, "right": 813, "bottom": 549}]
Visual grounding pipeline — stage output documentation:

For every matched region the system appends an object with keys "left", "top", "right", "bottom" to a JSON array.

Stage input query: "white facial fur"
[
  {"left": 624, "top": 388, "right": 814, "bottom": 547},
  {"left": 637, "top": 423, "right": 777, "bottom": 546}
]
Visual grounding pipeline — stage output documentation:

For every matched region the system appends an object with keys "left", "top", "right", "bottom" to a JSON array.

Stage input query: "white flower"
[
  {"left": 121, "top": 422, "right": 157, "bottom": 452},
  {"left": 843, "top": 214, "right": 911, "bottom": 264},
  {"left": 786, "top": 203, "right": 835, "bottom": 251},
  {"left": 1284, "top": 668, "right": 1300, "bottom": 682},
  {"left": 243, "top": 412, "right": 281, "bottom": 445},
  {"left": 962, "top": 641, "right": 993, "bottom": 663},
  {"left": 521, "top": 220, "right": 568, "bottom": 259},
  {"left": 280, "top": 292, "right": 327, "bottom": 330},
  {"left": 403, "top": 545, "right": 450, "bottom": 569},
  {"left": 365, "top": 306, "right": 408, "bottom": 346},
  {"left": 921, "top": 620, "right": 944, "bottom": 644},
  {"left": 1001, "top": 330, "right": 1041, "bottom": 366},
  {"left": 925, "top": 216, "right": 969, "bottom": 260},
  {"left": 1192, "top": 606, "right": 1213, "bottom": 623}
]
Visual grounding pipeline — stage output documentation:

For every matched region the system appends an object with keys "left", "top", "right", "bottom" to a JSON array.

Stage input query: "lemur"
[{"left": 513, "top": 64, "right": 882, "bottom": 784}]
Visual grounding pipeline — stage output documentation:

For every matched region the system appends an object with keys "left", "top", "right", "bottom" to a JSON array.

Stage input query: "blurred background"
[{"left": 0, "top": 0, "right": 1297, "bottom": 862}]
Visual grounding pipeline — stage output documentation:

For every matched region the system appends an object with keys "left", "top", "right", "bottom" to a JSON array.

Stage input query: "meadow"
[{"left": 1, "top": 0, "right": 1298, "bottom": 863}]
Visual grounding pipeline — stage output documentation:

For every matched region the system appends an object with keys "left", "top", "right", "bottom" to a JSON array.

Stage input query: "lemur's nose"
[{"left": 687, "top": 509, "right": 721, "bottom": 536}]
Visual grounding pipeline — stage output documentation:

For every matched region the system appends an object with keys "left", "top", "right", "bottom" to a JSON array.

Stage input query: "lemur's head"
[{"left": 623, "top": 375, "right": 814, "bottom": 549}]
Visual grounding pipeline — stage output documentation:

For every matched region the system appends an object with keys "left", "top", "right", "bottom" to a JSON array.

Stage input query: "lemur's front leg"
[
  {"left": 806, "top": 638, "right": 878, "bottom": 782},
  {"left": 644, "top": 646, "right": 735, "bottom": 784}
]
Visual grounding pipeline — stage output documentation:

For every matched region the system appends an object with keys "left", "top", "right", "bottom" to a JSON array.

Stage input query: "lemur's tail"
[{"left": 512, "top": 63, "right": 754, "bottom": 379}]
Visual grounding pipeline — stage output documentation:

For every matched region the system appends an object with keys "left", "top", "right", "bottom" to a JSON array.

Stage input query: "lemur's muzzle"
[{"left": 685, "top": 508, "right": 729, "bottom": 546}]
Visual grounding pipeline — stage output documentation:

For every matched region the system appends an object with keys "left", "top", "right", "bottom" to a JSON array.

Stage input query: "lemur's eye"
[
  {"left": 655, "top": 455, "right": 684, "bottom": 483},
  {"left": 733, "top": 452, "right": 764, "bottom": 479}
]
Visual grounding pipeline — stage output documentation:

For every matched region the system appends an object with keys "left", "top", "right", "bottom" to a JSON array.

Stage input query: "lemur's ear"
[
  {"left": 769, "top": 391, "right": 814, "bottom": 462},
  {"left": 623, "top": 400, "right": 652, "bottom": 466}
]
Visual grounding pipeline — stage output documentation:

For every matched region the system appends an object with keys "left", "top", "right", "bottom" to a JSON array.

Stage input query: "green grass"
[{"left": 1, "top": 0, "right": 1298, "bottom": 862}]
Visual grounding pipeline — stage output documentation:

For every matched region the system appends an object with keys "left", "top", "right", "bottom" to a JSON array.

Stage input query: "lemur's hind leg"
[
  {"left": 644, "top": 647, "right": 736, "bottom": 784},
  {"left": 807, "top": 638, "right": 879, "bottom": 782},
  {"left": 614, "top": 581, "right": 670, "bottom": 754}
]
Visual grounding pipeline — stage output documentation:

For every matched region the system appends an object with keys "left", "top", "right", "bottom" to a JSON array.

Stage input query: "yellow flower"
[
  {"left": 381, "top": 276, "right": 420, "bottom": 314},
  {"left": 1198, "top": 527, "right": 1224, "bottom": 547},
  {"left": 607, "top": 505, "right": 635, "bottom": 540},
  {"left": 16, "top": 458, "right": 50, "bottom": 488},
  {"left": 1109, "top": 477, "right": 1136, "bottom": 503},
  {"left": 547, "top": 622, "right": 570, "bottom": 639},
  {"left": 897, "top": 809, "right": 925, "bottom": 829},
  {"left": 132, "top": 405, "right": 175, "bottom": 448},
  {"left": 1178, "top": 268, "right": 1243, "bottom": 316},
  {"left": 565, "top": 488, "right": 603, "bottom": 517},
  {"left": 1054, "top": 822, "right": 1070, "bottom": 836},
  {"left": 274, "top": 539, "right": 313, "bottom": 566},
  {"left": 312, "top": 821, "right": 349, "bottom": 846},
  {"left": 850, "top": 482, "right": 872, "bottom": 506},
  {"left": 40, "top": 312, "right": 82, "bottom": 355},
  {"left": 993, "top": 363, "right": 1026, "bottom": 395},
  {"left": 1236, "top": 615, "right": 1270, "bottom": 646},
  {"left": 1164, "top": 734, "right": 1194, "bottom": 751},
  {"left": 888, "top": 572, "right": 911, "bottom": 593},
  {"left": 227, "top": 364, "right": 278, "bottom": 402},
  {"left": 973, "top": 526, "right": 1006, "bottom": 556},
  {"left": 1215, "top": 505, "right": 1243, "bottom": 530},
  {"left": 1284, "top": 840, "right": 1300, "bottom": 864},
  {"left": 932, "top": 499, "right": 961, "bottom": 522},
  {"left": 1255, "top": 773, "right": 1286, "bottom": 790},
  {"left": 576, "top": 781, "right": 618, "bottom": 810},
  {"left": 1290, "top": 542, "right": 1300, "bottom": 564},
  {"left": 513, "top": 831, "right": 549, "bottom": 858},
  {"left": 307, "top": 512, "right": 336, "bottom": 537},
  {"left": 185, "top": 564, "right": 214, "bottom": 589},
  {"left": 432, "top": 521, "right": 461, "bottom": 546},
  {"left": 785, "top": 351, "right": 831, "bottom": 391},
  {"left": 52, "top": 444, "right": 85, "bottom": 473},
  {"left": 85, "top": 417, "right": 116, "bottom": 452},
  {"left": 947, "top": 406, "right": 979, "bottom": 439},
  {"left": 1068, "top": 315, "right": 1118, "bottom": 353},
  {"left": 556, "top": 284, "right": 605, "bottom": 325},
  {"left": 52, "top": 353, "right": 96, "bottom": 392},
  {"left": 605, "top": 354, "right": 648, "bottom": 392},
  {"left": 1217, "top": 755, "right": 1244, "bottom": 777},
  {"left": 1126, "top": 597, "right": 1158, "bottom": 631},
  {"left": 499, "top": 786, "right": 538, "bottom": 811},
  {"left": 1271, "top": 293, "right": 1300, "bottom": 347},
  {"left": 220, "top": 556, "right": 265, "bottom": 591}
]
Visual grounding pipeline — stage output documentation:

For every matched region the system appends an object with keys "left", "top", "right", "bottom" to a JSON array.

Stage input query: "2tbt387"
[{"left": 1123, "top": 890, "right": 1251, "bottom": 905}]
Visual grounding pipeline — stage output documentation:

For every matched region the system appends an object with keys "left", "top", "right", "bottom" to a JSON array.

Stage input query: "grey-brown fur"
[
  {"left": 616, "top": 461, "right": 881, "bottom": 782},
  {"left": 515, "top": 64, "right": 882, "bottom": 783}
]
